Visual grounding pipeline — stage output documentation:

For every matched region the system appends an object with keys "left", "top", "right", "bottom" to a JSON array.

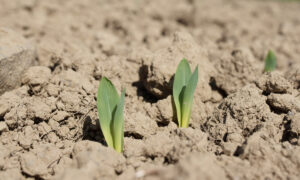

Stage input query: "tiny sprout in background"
[
  {"left": 173, "top": 58, "right": 198, "bottom": 128},
  {"left": 264, "top": 50, "right": 276, "bottom": 72},
  {"left": 97, "top": 77, "right": 125, "bottom": 153}
]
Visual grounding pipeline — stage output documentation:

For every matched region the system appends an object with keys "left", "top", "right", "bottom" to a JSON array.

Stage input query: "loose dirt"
[{"left": 0, "top": 0, "right": 300, "bottom": 179}]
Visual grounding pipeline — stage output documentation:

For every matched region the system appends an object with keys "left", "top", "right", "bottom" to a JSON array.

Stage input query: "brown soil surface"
[{"left": 1, "top": 0, "right": 300, "bottom": 179}]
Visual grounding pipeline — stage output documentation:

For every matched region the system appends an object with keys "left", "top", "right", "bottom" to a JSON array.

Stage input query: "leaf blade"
[
  {"left": 181, "top": 66, "right": 198, "bottom": 128},
  {"left": 264, "top": 50, "right": 276, "bottom": 72},
  {"left": 173, "top": 58, "right": 192, "bottom": 127},
  {"left": 112, "top": 89, "right": 125, "bottom": 153},
  {"left": 97, "top": 77, "right": 120, "bottom": 148}
]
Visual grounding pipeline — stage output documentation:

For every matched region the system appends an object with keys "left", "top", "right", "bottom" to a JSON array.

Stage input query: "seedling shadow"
[
  {"left": 132, "top": 65, "right": 160, "bottom": 103},
  {"left": 82, "top": 116, "right": 106, "bottom": 145}
]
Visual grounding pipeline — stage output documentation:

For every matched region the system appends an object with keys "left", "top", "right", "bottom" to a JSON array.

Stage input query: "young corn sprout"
[
  {"left": 173, "top": 58, "right": 198, "bottom": 128},
  {"left": 97, "top": 77, "right": 125, "bottom": 153},
  {"left": 264, "top": 50, "right": 276, "bottom": 72}
]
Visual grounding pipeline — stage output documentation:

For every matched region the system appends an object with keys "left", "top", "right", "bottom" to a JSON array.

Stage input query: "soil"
[{"left": 0, "top": 0, "right": 300, "bottom": 179}]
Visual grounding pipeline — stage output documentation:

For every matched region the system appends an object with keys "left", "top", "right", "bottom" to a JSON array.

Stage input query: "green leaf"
[
  {"left": 181, "top": 66, "right": 198, "bottom": 128},
  {"left": 264, "top": 50, "right": 276, "bottom": 72},
  {"left": 97, "top": 77, "right": 120, "bottom": 149},
  {"left": 112, "top": 89, "right": 125, "bottom": 153},
  {"left": 173, "top": 58, "right": 192, "bottom": 127},
  {"left": 172, "top": 59, "right": 198, "bottom": 128}
]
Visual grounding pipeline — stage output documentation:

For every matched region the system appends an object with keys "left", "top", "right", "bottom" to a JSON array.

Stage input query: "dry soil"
[{"left": 0, "top": 0, "right": 300, "bottom": 179}]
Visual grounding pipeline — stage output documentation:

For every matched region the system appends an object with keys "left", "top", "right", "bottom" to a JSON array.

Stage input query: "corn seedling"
[
  {"left": 97, "top": 77, "right": 125, "bottom": 153},
  {"left": 264, "top": 50, "right": 276, "bottom": 72},
  {"left": 173, "top": 59, "right": 198, "bottom": 128}
]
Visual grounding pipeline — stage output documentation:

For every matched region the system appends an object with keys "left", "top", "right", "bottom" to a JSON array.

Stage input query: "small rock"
[{"left": 0, "top": 28, "right": 36, "bottom": 95}]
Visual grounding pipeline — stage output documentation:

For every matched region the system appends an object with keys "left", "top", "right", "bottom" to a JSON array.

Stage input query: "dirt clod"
[
  {"left": 256, "top": 72, "right": 293, "bottom": 94},
  {"left": 267, "top": 93, "right": 300, "bottom": 113},
  {"left": 205, "top": 84, "right": 279, "bottom": 145},
  {"left": 213, "top": 48, "right": 259, "bottom": 95}
]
